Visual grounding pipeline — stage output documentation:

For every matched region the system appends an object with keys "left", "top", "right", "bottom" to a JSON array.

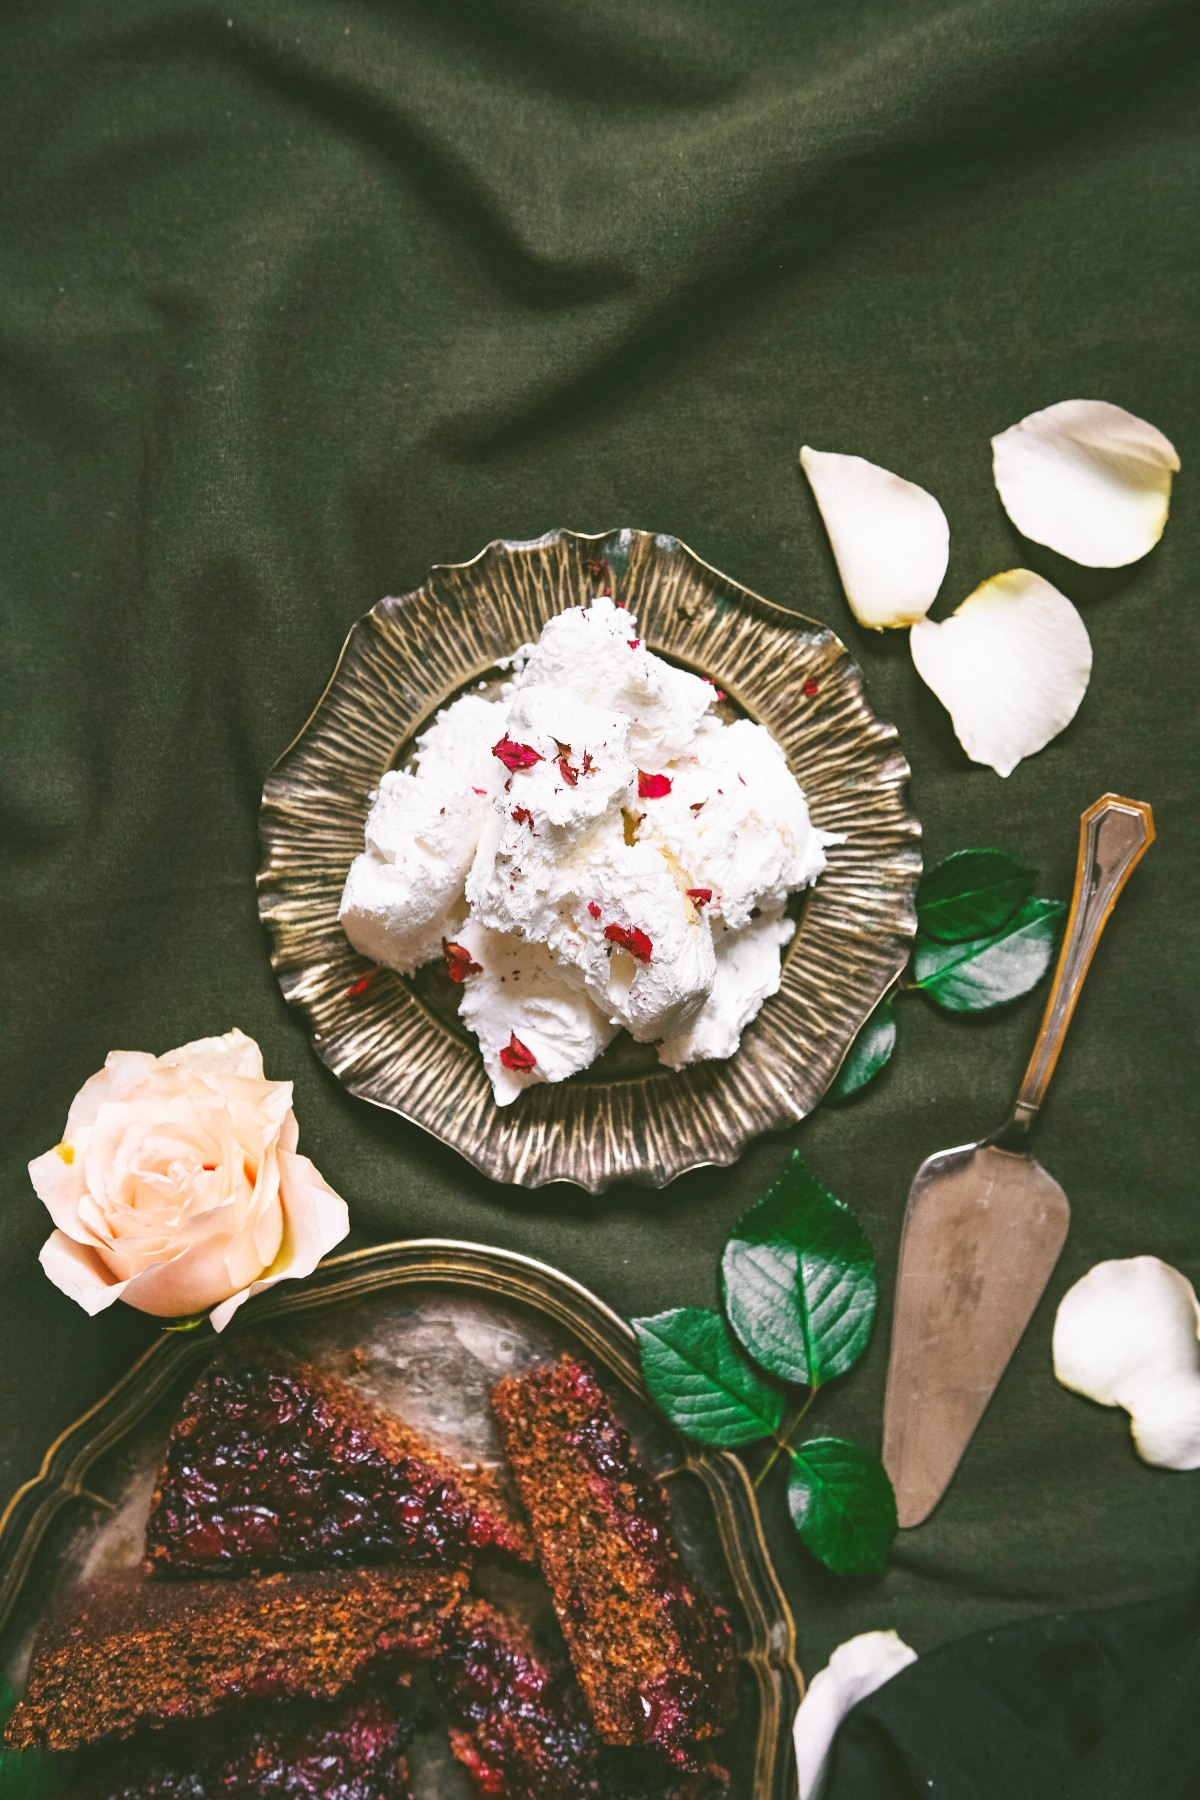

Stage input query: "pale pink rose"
[{"left": 30, "top": 1029, "right": 349, "bottom": 1331}]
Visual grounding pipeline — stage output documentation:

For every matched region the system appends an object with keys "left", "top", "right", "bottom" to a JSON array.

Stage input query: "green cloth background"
[{"left": 3, "top": 0, "right": 1198, "bottom": 1683}]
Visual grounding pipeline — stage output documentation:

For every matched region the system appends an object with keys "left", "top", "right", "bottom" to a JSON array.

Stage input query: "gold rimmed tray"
[
  {"left": 0, "top": 1240, "right": 802, "bottom": 1799},
  {"left": 258, "top": 528, "right": 921, "bottom": 1189}
]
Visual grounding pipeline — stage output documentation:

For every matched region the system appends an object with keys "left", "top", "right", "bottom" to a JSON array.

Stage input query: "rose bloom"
[{"left": 30, "top": 1030, "right": 349, "bottom": 1331}]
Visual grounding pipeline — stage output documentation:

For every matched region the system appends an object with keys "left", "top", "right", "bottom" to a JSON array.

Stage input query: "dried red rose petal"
[
  {"left": 705, "top": 680, "right": 727, "bottom": 703},
  {"left": 628, "top": 638, "right": 641, "bottom": 650},
  {"left": 581, "top": 753, "right": 595, "bottom": 776},
  {"left": 499, "top": 1034, "right": 537, "bottom": 1073},
  {"left": 557, "top": 756, "right": 579, "bottom": 787},
  {"left": 685, "top": 888, "right": 712, "bottom": 906},
  {"left": 587, "top": 902, "right": 602, "bottom": 920},
  {"left": 603, "top": 923, "right": 653, "bottom": 964},
  {"left": 511, "top": 806, "right": 535, "bottom": 828},
  {"left": 584, "top": 557, "right": 608, "bottom": 577},
  {"left": 472, "top": 786, "right": 488, "bottom": 796},
  {"left": 637, "top": 770, "right": 672, "bottom": 800},
  {"left": 492, "top": 736, "right": 543, "bottom": 772},
  {"left": 803, "top": 677, "right": 820, "bottom": 698},
  {"left": 689, "top": 800, "right": 705, "bottom": 815},
  {"left": 443, "top": 939, "right": 483, "bottom": 983},
  {"left": 346, "top": 966, "right": 382, "bottom": 998}
]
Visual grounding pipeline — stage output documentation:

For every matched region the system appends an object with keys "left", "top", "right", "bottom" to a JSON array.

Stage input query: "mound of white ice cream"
[{"left": 340, "top": 595, "right": 834, "bottom": 1105}]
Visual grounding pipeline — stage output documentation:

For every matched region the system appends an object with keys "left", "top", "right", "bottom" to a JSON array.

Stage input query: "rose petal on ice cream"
[
  {"left": 1052, "top": 1256, "right": 1200, "bottom": 1471},
  {"left": 792, "top": 1630, "right": 918, "bottom": 1799},
  {"left": 909, "top": 569, "right": 1091, "bottom": 778},
  {"left": 992, "top": 399, "right": 1180, "bottom": 567},
  {"left": 800, "top": 446, "right": 949, "bottom": 629}
]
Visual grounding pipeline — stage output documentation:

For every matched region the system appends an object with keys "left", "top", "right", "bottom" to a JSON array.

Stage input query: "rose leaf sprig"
[
  {"left": 830, "top": 847, "right": 1066, "bottom": 1100},
  {"left": 633, "top": 1151, "right": 896, "bottom": 1578}
]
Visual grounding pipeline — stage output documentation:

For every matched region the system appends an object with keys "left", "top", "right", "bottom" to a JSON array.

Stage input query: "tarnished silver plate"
[{"left": 0, "top": 1240, "right": 803, "bottom": 1799}]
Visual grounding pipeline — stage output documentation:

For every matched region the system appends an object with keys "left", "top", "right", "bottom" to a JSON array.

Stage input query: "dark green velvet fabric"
[{"left": 2, "top": 0, "right": 1198, "bottom": 1689}]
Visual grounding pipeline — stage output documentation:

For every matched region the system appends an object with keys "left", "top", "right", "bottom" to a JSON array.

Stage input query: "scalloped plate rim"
[{"left": 257, "top": 527, "right": 921, "bottom": 1191}]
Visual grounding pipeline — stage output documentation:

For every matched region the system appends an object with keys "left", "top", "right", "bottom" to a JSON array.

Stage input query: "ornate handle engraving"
[{"left": 1006, "top": 794, "right": 1154, "bottom": 1139}]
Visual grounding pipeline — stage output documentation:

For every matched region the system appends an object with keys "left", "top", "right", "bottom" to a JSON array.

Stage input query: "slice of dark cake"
[
  {"left": 73, "top": 1690, "right": 416, "bottom": 1800},
  {"left": 492, "top": 1356, "right": 735, "bottom": 1756},
  {"left": 433, "top": 1597, "right": 600, "bottom": 1798},
  {"left": 5, "top": 1567, "right": 464, "bottom": 1753},
  {"left": 144, "top": 1337, "right": 532, "bottom": 1577}
]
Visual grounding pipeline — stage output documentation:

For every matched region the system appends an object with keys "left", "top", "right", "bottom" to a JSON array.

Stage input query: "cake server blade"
[{"left": 883, "top": 794, "right": 1155, "bottom": 1529}]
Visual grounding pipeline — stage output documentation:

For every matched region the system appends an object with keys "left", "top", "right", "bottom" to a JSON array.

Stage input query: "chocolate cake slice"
[
  {"left": 144, "top": 1337, "right": 532, "bottom": 1577},
  {"left": 492, "top": 1356, "right": 735, "bottom": 1756},
  {"left": 5, "top": 1567, "right": 464, "bottom": 1753},
  {"left": 433, "top": 1598, "right": 726, "bottom": 1800},
  {"left": 433, "top": 1597, "right": 600, "bottom": 1798},
  {"left": 73, "top": 1691, "right": 417, "bottom": 1800}
]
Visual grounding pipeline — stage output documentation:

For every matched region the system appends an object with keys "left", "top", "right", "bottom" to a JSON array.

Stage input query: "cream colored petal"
[
  {"left": 39, "top": 1230, "right": 129, "bottom": 1316},
  {"left": 63, "top": 1051, "right": 157, "bottom": 1137},
  {"left": 992, "top": 399, "right": 1179, "bottom": 567},
  {"left": 28, "top": 1145, "right": 93, "bottom": 1244},
  {"left": 163, "top": 1028, "right": 265, "bottom": 1082},
  {"left": 208, "top": 1150, "right": 349, "bottom": 1332},
  {"left": 793, "top": 1630, "right": 918, "bottom": 1799},
  {"left": 800, "top": 446, "right": 948, "bottom": 629},
  {"left": 1052, "top": 1257, "right": 1200, "bottom": 1471},
  {"left": 909, "top": 569, "right": 1091, "bottom": 777}
]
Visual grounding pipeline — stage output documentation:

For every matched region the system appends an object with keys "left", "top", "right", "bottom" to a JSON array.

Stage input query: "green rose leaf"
[
  {"left": 916, "top": 848, "right": 1036, "bottom": 943},
  {"left": 0, "top": 1684, "right": 61, "bottom": 1798},
  {"left": 913, "top": 896, "right": 1065, "bottom": 1012},
  {"left": 632, "top": 1307, "right": 785, "bottom": 1447},
  {"left": 720, "top": 1152, "right": 877, "bottom": 1389},
  {"left": 829, "top": 998, "right": 897, "bottom": 1101},
  {"left": 787, "top": 1436, "right": 898, "bottom": 1576}
]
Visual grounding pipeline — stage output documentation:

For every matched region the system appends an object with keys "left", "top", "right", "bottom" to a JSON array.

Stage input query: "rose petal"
[
  {"left": 1052, "top": 1256, "right": 1200, "bottom": 1470},
  {"left": 793, "top": 1630, "right": 918, "bottom": 1799},
  {"left": 800, "top": 446, "right": 949, "bottom": 629},
  {"left": 163, "top": 1028, "right": 266, "bottom": 1081},
  {"left": 992, "top": 399, "right": 1180, "bottom": 568},
  {"left": 208, "top": 1150, "right": 349, "bottom": 1332},
  {"left": 909, "top": 569, "right": 1091, "bottom": 777},
  {"left": 63, "top": 1051, "right": 158, "bottom": 1138},
  {"left": 39, "top": 1230, "right": 131, "bottom": 1316}
]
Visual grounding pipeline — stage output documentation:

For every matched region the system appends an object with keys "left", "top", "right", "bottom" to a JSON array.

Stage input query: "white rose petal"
[
  {"left": 30, "top": 1029, "right": 349, "bottom": 1331},
  {"left": 793, "top": 1630, "right": 918, "bottom": 1799},
  {"left": 992, "top": 399, "right": 1180, "bottom": 567},
  {"left": 800, "top": 446, "right": 949, "bottom": 629},
  {"left": 909, "top": 569, "right": 1092, "bottom": 777},
  {"left": 1052, "top": 1256, "right": 1200, "bottom": 1471}
]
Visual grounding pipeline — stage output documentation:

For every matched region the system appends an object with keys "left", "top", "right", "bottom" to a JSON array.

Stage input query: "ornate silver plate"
[
  {"left": 0, "top": 1240, "right": 803, "bottom": 1799},
  {"left": 258, "top": 529, "right": 920, "bottom": 1189}
]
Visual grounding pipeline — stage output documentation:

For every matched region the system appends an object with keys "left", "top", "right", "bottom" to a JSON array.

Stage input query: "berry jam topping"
[
  {"left": 145, "top": 1342, "right": 525, "bottom": 1577},
  {"left": 444, "top": 940, "right": 483, "bottom": 983},
  {"left": 584, "top": 558, "right": 607, "bottom": 578},
  {"left": 492, "top": 737, "right": 543, "bottom": 771},
  {"left": 637, "top": 771, "right": 672, "bottom": 799},
  {"left": 435, "top": 1603, "right": 600, "bottom": 1800},
  {"left": 75, "top": 1693, "right": 415, "bottom": 1800},
  {"left": 499, "top": 1033, "right": 537, "bottom": 1073},
  {"left": 802, "top": 677, "right": 820, "bottom": 698},
  {"left": 603, "top": 923, "right": 653, "bottom": 964},
  {"left": 685, "top": 890, "right": 712, "bottom": 907}
]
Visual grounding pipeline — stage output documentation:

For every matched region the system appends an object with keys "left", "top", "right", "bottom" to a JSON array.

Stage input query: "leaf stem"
[{"left": 753, "top": 1389, "right": 818, "bottom": 1489}]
